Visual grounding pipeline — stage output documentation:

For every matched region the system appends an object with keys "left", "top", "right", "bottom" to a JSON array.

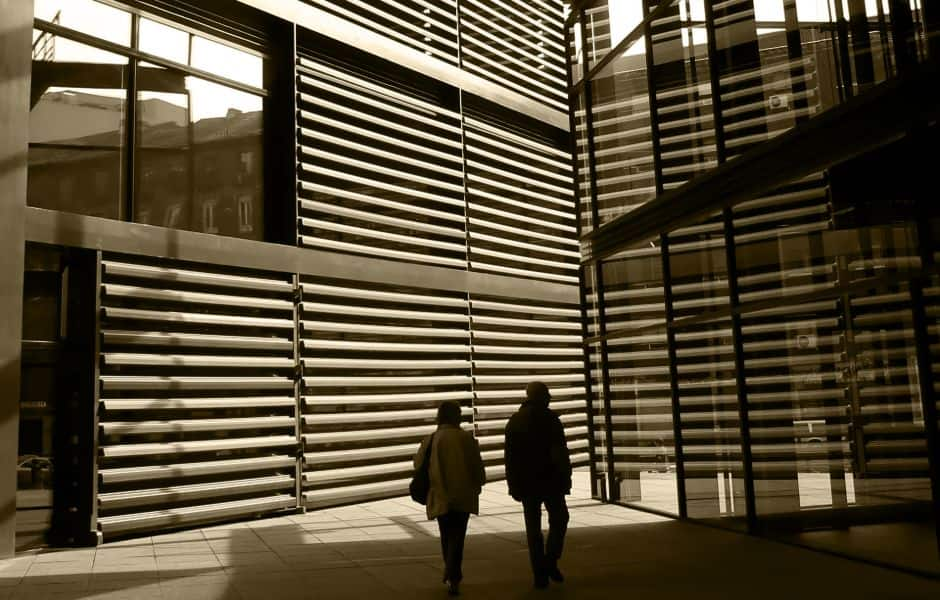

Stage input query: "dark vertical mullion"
[
  {"left": 783, "top": 0, "right": 810, "bottom": 123},
  {"left": 875, "top": 0, "right": 894, "bottom": 76},
  {"left": 847, "top": 0, "right": 876, "bottom": 87},
  {"left": 922, "top": 0, "right": 940, "bottom": 60},
  {"left": 291, "top": 274, "right": 304, "bottom": 510},
  {"left": 568, "top": 10, "right": 600, "bottom": 498},
  {"left": 889, "top": 0, "right": 918, "bottom": 74},
  {"left": 124, "top": 14, "right": 140, "bottom": 223},
  {"left": 580, "top": 23, "right": 617, "bottom": 502},
  {"left": 661, "top": 234, "right": 687, "bottom": 518},
  {"left": 832, "top": 0, "right": 856, "bottom": 101},
  {"left": 910, "top": 192, "right": 940, "bottom": 557},
  {"left": 642, "top": 0, "right": 673, "bottom": 512},
  {"left": 704, "top": 2, "right": 757, "bottom": 533}
]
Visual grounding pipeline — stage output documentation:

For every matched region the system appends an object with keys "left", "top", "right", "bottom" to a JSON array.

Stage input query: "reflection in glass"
[
  {"left": 136, "top": 65, "right": 264, "bottom": 240},
  {"left": 34, "top": 0, "right": 131, "bottom": 46},
  {"left": 191, "top": 36, "right": 264, "bottom": 88},
  {"left": 603, "top": 244, "right": 679, "bottom": 515},
  {"left": 28, "top": 34, "right": 127, "bottom": 219},
  {"left": 138, "top": 17, "right": 190, "bottom": 65}
]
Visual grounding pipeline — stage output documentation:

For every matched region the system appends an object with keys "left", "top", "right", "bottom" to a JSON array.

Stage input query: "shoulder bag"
[{"left": 409, "top": 432, "right": 435, "bottom": 505}]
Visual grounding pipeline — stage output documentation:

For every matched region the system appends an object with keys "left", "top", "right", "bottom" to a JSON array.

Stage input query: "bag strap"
[{"left": 423, "top": 431, "right": 435, "bottom": 466}]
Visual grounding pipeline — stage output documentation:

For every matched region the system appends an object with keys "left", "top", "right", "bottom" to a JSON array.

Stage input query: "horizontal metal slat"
[
  {"left": 102, "top": 284, "right": 292, "bottom": 311},
  {"left": 303, "top": 390, "right": 473, "bottom": 407},
  {"left": 100, "top": 376, "right": 294, "bottom": 392},
  {"left": 302, "top": 320, "right": 469, "bottom": 338},
  {"left": 303, "top": 375, "right": 472, "bottom": 387},
  {"left": 303, "top": 358, "right": 470, "bottom": 370},
  {"left": 102, "top": 261, "right": 291, "bottom": 293},
  {"left": 100, "top": 435, "right": 297, "bottom": 458},
  {"left": 301, "top": 301, "right": 468, "bottom": 323},
  {"left": 299, "top": 236, "right": 467, "bottom": 268},
  {"left": 101, "top": 397, "right": 295, "bottom": 411},
  {"left": 299, "top": 199, "right": 464, "bottom": 239},
  {"left": 102, "top": 331, "right": 292, "bottom": 351},
  {"left": 99, "top": 456, "right": 297, "bottom": 484},
  {"left": 99, "top": 475, "right": 294, "bottom": 510},
  {"left": 101, "top": 416, "right": 295, "bottom": 436},
  {"left": 102, "top": 307, "right": 294, "bottom": 329},
  {"left": 102, "top": 354, "right": 294, "bottom": 368},
  {"left": 98, "top": 495, "right": 296, "bottom": 535},
  {"left": 299, "top": 217, "right": 466, "bottom": 253}
]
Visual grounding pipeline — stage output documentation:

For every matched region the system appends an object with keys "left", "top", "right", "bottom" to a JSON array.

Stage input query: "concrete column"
[{"left": 0, "top": 0, "right": 33, "bottom": 558}]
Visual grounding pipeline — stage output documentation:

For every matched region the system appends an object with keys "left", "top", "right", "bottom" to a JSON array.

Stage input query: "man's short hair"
[
  {"left": 437, "top": 400, "right": 462, "bottom": 425},
  {"left": 526, "top": 381, "right": 551, "bottom": 405}
]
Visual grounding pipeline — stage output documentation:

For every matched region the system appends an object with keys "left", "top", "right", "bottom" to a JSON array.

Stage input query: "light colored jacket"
[{"left": 413, "top": 424, "right": 486, "bottom": 520}]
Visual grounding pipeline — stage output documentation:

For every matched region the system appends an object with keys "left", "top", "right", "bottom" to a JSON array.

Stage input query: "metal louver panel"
[
  {"left": 301, "top": 0, "right": 459, "bottom": 65},
  {"left": 470, "top": 294, "right": 589, "bottom": 479},
  {"left": 460, "top": 0, "right": 567, "bottom": 111},
  {"left": 296, "top": 51, "right": 467, "bottom": 269},
  {"left": 464, "top": 112, "right": 578, "bottom": 284},
  {"left": 97, "top": 257, "right": 299, "bottom": 536},
  {"left": 300, "top": 278, "right": 473, "bottom": 507}
]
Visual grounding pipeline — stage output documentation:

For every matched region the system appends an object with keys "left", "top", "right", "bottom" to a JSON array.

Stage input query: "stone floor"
[{"left": 1, "top": 475, "right": 939, "bottom": 599}]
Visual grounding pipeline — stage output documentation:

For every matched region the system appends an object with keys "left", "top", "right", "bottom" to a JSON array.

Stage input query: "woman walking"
[{"left": 413, "top": 401, "right": 486, "bottom": 596}]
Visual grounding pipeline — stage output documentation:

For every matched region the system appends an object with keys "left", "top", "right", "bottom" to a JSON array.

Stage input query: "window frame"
[{"left": 31, "top": 2, "right": 270, "bottom": 239}]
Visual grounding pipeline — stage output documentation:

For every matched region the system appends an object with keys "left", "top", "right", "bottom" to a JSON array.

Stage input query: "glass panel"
[
  {"left": 138, "top": 17, "right": 191, "bottom": 65},
  {"left": 568, "top": 12, "right": 583, "bottom": 84},
  {"left": 602, "top": 240, "right": 679, "bottom": 514},
  {"left": 28, "top": 34, "right": 127, "bottom": 219},
  {"left": 589, "top": 37, "right": 656, "bottom": 225},
  {"left": 669, "top": 213, "right": 748, "bottom": 528},
  {"left": 190, "top": 36, "right": 264, "bottom": 88},
  {"left": 649, "top": 0, "right": 717, "bottom": 188},
  {"left": 585, "top": 0, "right": 648, "bottom": 71},
  {"left": 135, "top": 64, "right": 263, "bottom": 239},
  {"left": 584, "top": 266, "right": 611, "bottom": 499},
  {"left": 34, "top": 0, "right": 131, "bottom": 47},
  {"left": 734, "top": 176, "right": 847, "bottom": 519}
]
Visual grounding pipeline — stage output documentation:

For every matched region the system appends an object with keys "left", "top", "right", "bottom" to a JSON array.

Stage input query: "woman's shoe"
[{"left": 447, "top": 581, "right": 460, "bottom": 596}]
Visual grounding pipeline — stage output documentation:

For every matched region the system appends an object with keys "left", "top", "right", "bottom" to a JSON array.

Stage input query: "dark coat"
[{"left": 503, "top": 402, "right": 572, "bottom": 500}]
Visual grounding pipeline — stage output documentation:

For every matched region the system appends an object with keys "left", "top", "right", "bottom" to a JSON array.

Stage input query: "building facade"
[
  {"left": 6, "top": 0, "right": 588, "bottom": 552},
  {"left": 2, "top": 0, "right": 939, "bottom": 579}
]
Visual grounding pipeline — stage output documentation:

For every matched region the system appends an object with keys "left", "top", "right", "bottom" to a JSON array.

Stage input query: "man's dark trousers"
[
  {"left": 437, "top": 511, "right": 470, "bottom": 583},
  {"left": 521, "top": 494, "right": 569, "bottom": 578}
]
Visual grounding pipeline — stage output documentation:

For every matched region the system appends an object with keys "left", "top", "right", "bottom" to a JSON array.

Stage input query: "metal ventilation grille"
[
  {"left": 459, "top": 0, "right": 568, "bottom": 111},
  {"left": 299, "top": 278, "right": 473, "bottom": 507},
  {"left": 469, "top": 295, "right": 589, "bottom": 480},
  {"left": 301, "top": 0, "right": 459, "bottom": 65},
  {"left": 464, "top": 113, "right": 578, "bottom": 284},
  {"left": 97, "top": 257, "right": 299, "bottom": 537},
  {"left": 296, "top": 52, "right": 467, "bottom": 269}
]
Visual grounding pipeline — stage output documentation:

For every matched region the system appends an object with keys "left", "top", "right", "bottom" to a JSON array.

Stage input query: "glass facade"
[
  {"left": 29, "top": 0, "right": 266, "bottom": 239},
  {"left": 571, "top": 0, "right": 940, "bottom": 575}
]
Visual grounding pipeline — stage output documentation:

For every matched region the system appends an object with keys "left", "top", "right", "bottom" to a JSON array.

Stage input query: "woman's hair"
[{"left": 437, "top": 400, "right": 462, "bottom": 425}]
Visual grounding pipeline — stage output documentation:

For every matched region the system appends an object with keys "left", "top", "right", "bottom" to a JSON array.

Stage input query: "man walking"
[{"left": 504, "top": 381, "right": 571, "bottom": 589}]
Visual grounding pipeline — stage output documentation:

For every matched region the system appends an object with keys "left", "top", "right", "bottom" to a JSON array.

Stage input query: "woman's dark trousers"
[
  {"left": 522, "top": 494, "right": 569, "bottom": 579},
  {"left": 437, "top": 511, "right": 470, "bottom": 583}
]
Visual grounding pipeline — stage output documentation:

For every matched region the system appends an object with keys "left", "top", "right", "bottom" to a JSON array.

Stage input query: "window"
[
  {"left": 202, "top": 200, "right": 218, "bottom": 234},
  {"left": 164, "top": 204, "right": 182, "bottom": 228},
  {"left": 238, "top": 194, "right": 253, "bottom": 233},
  {"left": 30, "top": 0, "right": 265, "bottom": 240}
]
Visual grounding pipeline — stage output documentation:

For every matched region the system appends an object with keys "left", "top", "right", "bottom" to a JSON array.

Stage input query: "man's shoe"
[
  {"left": 547, "top": 566, "right": 565, "bottom": 583},
  {"left": 534, "top": 576, "right": 549, "bottom": 589},
  {"left": 447, "top": 581, "right": 460, "bottom": 596}
]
